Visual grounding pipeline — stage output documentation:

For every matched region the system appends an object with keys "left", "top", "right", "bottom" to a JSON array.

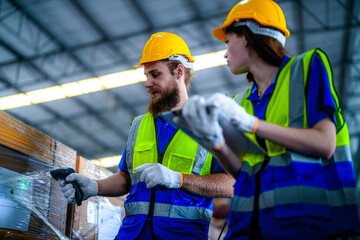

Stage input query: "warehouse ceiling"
[{"left": 0, "top": 0, "right": 360, "bottom": 174}]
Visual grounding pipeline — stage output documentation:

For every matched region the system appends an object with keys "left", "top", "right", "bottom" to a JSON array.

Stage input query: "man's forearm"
[
  {"left": 97, "top": 170, "right": 131, "bottom": 197},
  {"left": 181, "top": 172, "right": 235, "bottom": 198}
]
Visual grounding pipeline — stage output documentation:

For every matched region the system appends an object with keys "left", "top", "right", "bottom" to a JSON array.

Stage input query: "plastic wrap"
[
  {"left": 0, "top": 111, "right": 76, "bottom": 239},
  {"left": 73, "top": 157, "right": 125, "bottom": 240}
]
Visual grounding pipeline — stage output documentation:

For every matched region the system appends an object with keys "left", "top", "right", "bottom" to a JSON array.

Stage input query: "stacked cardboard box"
[{"left": 0, "top": 111, "right": 76, "bottom": 239}]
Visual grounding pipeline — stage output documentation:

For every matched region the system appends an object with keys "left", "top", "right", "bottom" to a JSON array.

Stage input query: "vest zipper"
[
  {"left": 249, "top": 91, "right": 272, "bottom": 238},
  {"left": 146, "top": 118, "right": 179, "bottom": 222},
  {"left": 147, "top": 183, "right": 157, "bottom": 222},
  {"left": 249, "top": 156, "right": 270, "bottom": 240}
]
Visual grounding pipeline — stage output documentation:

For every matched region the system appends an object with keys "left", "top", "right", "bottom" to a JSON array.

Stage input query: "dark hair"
[
  {"left": 226, "top": 22, "right": 287, "bottom": 82},
  {"left": 165, "top": 60, "right": 194, "bottom": 89}
]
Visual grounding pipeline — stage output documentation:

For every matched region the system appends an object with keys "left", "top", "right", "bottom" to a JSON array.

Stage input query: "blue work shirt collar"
[{"left": 248, "top": 56, "right": 290, "bottom": 101}]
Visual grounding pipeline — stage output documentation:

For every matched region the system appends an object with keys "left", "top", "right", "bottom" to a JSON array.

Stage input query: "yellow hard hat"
[
  {"left": 133, "top": 32, "right": 195, "bottom": 68},
  {"left": 212, "top": 0, "right": 290, "bottom": 42}
]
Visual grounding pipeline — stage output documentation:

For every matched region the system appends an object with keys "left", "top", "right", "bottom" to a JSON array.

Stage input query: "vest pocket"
[
  {"left": 167, "top": 153, "right": 195, "bottom": 174},
  {"left": 133, "top": 141, "right": 156, "bottom": 173}
]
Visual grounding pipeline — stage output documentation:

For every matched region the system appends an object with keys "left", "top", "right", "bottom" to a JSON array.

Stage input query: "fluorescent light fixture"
[
  {"left": 27, "top": 86, "right": 66, "bottom": 104},
  {"left": 194, "top": 50, "right": 226, "bottom": 71},
  {"left": 100, "top": 68, "right": 146, "bottom": 89},
  {"left": 91, "top": 155, "right": 122, "bottom": 168},
  {"left": 0, "top": 50, "right": 227, "bottom": 110},
  {"left": 0, "top": 93, "right": 31, "bottom": 109}
]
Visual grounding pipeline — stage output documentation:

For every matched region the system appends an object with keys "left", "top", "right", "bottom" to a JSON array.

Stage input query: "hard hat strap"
[
  {"left": 234, "top": 21, "right": 286, "bottom": 47},
  {"left": 168, "top": 54, "right": 193, "bottom": 70}
]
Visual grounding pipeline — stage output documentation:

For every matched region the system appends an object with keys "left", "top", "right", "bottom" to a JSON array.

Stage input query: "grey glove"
[
  {"left": 59, "top": 173, "right": 98, "bottom": 204},
  {"left": 135, "top": 163, "right": 182, "bottom": 189},
  {"left": 181, "top": 95, "right": 225, "bottom": 149},
  {"left": 207, "top": 93, "right": 258, "bottom": 133}
]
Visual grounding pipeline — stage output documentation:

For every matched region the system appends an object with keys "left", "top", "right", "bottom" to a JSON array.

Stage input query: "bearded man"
[{"left": 57, "top": 32, "right": 235, "bottom": 240}]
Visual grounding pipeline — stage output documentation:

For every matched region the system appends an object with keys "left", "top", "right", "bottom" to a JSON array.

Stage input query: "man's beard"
[{"left": 147, "top": 78, "right": 180, "bottom": 117}]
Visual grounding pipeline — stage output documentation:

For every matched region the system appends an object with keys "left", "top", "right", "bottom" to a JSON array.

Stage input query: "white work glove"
[
  {"left": 59, "top": 173, "right": 98, "bottom": 204},
  {"left": 181, "top": 95, "right": 224, "bottom": 149},
  {"left": 207, "top": 93, "right": 258, "bottom": 133},
  {"left": 135, "top": 163, "right": 182, "bottom": 189}
]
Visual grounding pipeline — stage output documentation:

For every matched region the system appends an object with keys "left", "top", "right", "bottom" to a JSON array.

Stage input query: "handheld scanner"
[{"left": 50, "top": 168, "right": 84, "bottom": 206}]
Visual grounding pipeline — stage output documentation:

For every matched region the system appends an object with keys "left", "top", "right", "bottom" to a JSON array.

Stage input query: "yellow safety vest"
[{"left": 127, "top": 112, "right": 213, "bottom": 180}]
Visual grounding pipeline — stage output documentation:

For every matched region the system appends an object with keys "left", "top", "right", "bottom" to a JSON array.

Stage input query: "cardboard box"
[{"left": 74, "top": 156, "right": 125, "bottom": 240}]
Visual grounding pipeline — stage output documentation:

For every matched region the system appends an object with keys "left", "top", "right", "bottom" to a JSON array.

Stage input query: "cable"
[{"left": 217, "top": 221, "right": 227, "bottom": 240}]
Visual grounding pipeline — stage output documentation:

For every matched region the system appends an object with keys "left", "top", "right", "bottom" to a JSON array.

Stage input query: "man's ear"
[
  {"left": 176, "top": 64, "right": 185, "bottom": 80},
  {"left": 242, "top": 35, "right": 248, "bottom": 47}
]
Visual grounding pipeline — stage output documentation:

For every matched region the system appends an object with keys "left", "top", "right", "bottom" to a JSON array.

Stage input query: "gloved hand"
[
  {"left": 59, "top": 173, "right": 98, "bottom": 204},
  {"left": 207, "top": 93, "right": 258, "bottom": 133},
  {"left": 181, "top": 95, "right": 224, "bottom": 149},
  {"left": 135, "top": 163, "right": 182, "bottom": 189}
]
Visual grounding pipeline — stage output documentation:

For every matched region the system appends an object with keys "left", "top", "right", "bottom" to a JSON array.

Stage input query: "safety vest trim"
[
  {"left": 125, "top": 201, "right": 213, "bottom": 221},
  {"left": 289, "top": 52, "right": 307, "bottom": 129},
  {"left": 126, "top": 114, "right": 143, "bottom": 185},
  {"left": 238, "top": 144, "right": 351, "bottom": 177},
  {"left": 231, "top": 186, "right": 357, "bottom": 212},
  {"left": 193, "top": 145, "right": 212, "bottom": 175}
]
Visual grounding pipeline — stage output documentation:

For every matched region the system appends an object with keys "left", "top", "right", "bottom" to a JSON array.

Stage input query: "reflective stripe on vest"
[
  {"left": 232, "top": 186, "right": 357, "bottom": 212},
  {"left": 125, "top": 201, "right": 213, "bottom": 221}
]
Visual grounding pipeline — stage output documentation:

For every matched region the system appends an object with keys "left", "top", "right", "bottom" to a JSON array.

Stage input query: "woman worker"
[{"left": 181, "top": 0, "right": 359, "bottom": 239}]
